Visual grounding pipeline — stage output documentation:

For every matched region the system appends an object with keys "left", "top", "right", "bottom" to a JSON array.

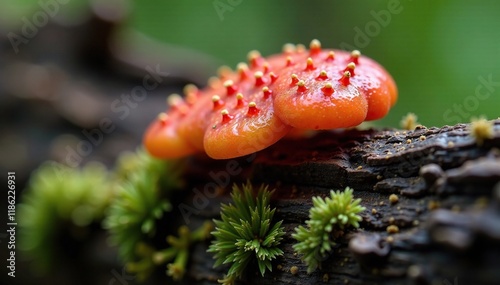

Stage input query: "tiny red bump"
[
  {"left": 208, "top": 76, "right": 221, "bottom": 89},
  {"left": 183, "top": 84, "right": 198, "bottom": 96},
  {"left": 262, "top": 62, "right": 270, "bottom": 74},
  {"left": 296, "top": 44, "right": 306, "bottom": 53},
  {"left": 321, "top": 82, "right": 334, "bottom": 96},
  {"left": 305, "top": 57, "right": 315, "bottom": 71},
  {"left": 167, "top": 94, "right": 183, "bottom": 109},
  {"left": 157, "top": 112, "right": 169, "bottom": 125},
  {"left": 269, "top": 72, "right": 278, "bottom": 84},
  {"left": 296, "top": 80, "right": 307, "bottom": 92},
  {"left": 254, "top": 71, "right": 265, "bottom": 87},
  {"left": 183, "top": 84, "right": 199, "bottom": 105},
  {"left": 217, "top": 65, "right": 232, "bottom": 79},
  {"left": 282, "top": 43, "right": 296, "bottom": 54},
  {"left": 220, "top": 109, "right": 233, "bottom": 124},
  {"left": 212, "top": 95, "right": 225, "bottom": 110},
  {"left": 326, "top": 51, "right": 335, "bottom": 61},
  {"left": 235, "top": 93, "right": 245, "bottom": 108},
  {"left": 224, "top": 80, "right": 238, "bottom": 96},
  {"left": 262, "top": 86, "right": 272, "bottom": 99},
  {"left": 309, "top": 39, "right": 321, "bottom": 55},
  {"left": 316, "top": 70, "right": 328, "bottom": 80},
  {"left": 339, "top": 71, "right": 351, "bottom": 86},
  {"left": 286, "top": 56, "right": 294, "bottom": 67},
  {"left": 344, "top": 62, "right": 356, "bottom": 77},
  {"left": 350, "top": 50, "right": 360, "bottom": 64},
  {"left": 237, "top": 62, "right": 250, "bottom": 81},
  {"left": 247, "top": 101, "right": 260, "bottom": 117},
  {"left": 248, "top": 50, "right": 262, "bottom": 68},
  {"left": 290, "top": 74, "right": 299, "bottom": 85}
]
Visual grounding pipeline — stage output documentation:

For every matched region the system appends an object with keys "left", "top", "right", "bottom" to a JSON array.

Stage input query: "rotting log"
[{"left": 182, "top": 120, "right": 500, "bottom": 285}]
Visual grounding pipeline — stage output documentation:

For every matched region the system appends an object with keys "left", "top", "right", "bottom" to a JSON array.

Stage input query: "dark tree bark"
[{"left": 182, "top": 120, "right": 500, "bottom": 285}]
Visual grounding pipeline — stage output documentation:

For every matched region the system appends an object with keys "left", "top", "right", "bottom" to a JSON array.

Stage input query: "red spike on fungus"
[
  {"left": 212, "top": 95, "right": 225, "bottom": 110},
  {"left": 235, "top": 93, "right": 245, "bottom": 108},
  {"left": 316, "top": 70, "right": 328, "bottom": 80},
  {"left": 248, "top": 50, "right": 262, "bottom": 68},
  {"left": 339, "top": 71, "right": 351, "bottom": 86},
  {"left": 254, "top": 71, "right": 265, "bottom": 87},
  {"left": 296, "top": 80, "right": 307, "bottom": 92},
  {"left": 309, "top": 39, "right": 321, "bottom": 55},
  {"left": 305, "top": 57, "right": 315, "bottom": 71},
  {"left": 220, "top": 109, "right": 233, "bottom": 124},
  {"left": 237, "top": 62, "right": 250, "bottom": 81},
  {"left": 269, "top": 72, "right": 278, "bottom": 84},
  {"left": 286, "top": 56, "right": 294, "bottom": 67},
  {"left": 282, "top": 43, "right": 296, "bottom": 54},
  {"left": 224, "top": 80, "right": 238, "bottom": 96},
  {"left": 290, "top": 74, "right": 299, "bottom": 85},
  {"left": 350, "top": 50, "right": 360, "bottom": 64},
  {"left": 262, "top": 62, "right": 270, "bottom": 74},
  {"left": 217, "top": 65, "right": 232, "bottom": 80},
  {"left": 247, "top": 102, "right": 260, "bottom": 117},
  {"left": 157, "top": 112, "right": 169, "bottom": 125},
  {"left": 262, "top": 86, "right": 272, "bottom": 99},
  {"left": 183, "top": 84, "right": 199, "bottom": 106},
  {"left": 344, "top": 62, "right": 356, "bottom": 77},
  {"left": 208, "top": 76, "right": 221, "bottom": 89},
  {"left": 296, "top": 44, "right": 306, "bottom": 53},
  {"left": 326, "top": 51, "right": 335, "bottom": 61},
  {"left": 321, "top": 83, "right": 335, "bottom": 96},
  {"left": 167, "top": 94, "right": 183, "bottom": 109}
]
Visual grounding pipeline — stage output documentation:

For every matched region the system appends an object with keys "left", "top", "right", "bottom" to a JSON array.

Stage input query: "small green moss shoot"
[
  {"left": 292, "top": 187, "right": 365, "bottom": 273},
  {"left": 127, "top": 221, "right": 213, "bottom": 281},
  {"left": 208, "top": 182, "right": 285, "bottom": 285}
]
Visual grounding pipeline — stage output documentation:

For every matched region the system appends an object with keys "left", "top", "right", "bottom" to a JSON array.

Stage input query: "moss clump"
[
  {"left": 103, "top": 149, "right": 185, "bottom": 262},
  {"left": 293, "top": 187, "right": 365, "bottom": 273},
  {"left": 208, "top": 182, "right": 285, "bottom": 285},
  {"left": 19, "top": 161, "right": 113, "bottom": 271}
]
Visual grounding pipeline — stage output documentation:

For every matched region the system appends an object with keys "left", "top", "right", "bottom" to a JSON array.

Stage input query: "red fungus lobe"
[
  {"left": 143, "top": 97, "right": 197, "bottom": 158},
  {"left": 144, "top": 39, "right": 398, "bottom": 159}
]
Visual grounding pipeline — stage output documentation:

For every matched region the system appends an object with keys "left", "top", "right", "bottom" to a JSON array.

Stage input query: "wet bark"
[{"left": 183, "top": 120, "right": 500, "bottom": 285}]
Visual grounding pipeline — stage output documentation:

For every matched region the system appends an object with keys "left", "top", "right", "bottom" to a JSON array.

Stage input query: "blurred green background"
[{"left": 2, "top": 0, "right": 499, "bottom": 127}]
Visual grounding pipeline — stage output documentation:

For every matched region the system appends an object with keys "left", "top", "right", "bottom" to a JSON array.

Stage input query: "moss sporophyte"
[
  {"left": 208, "top": 182, "right": 285, "bottom": 285},
  {"left": 293, "top": 187, "right": 365, "bottom": 273}
]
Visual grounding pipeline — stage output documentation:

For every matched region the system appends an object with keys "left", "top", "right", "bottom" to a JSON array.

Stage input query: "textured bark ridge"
[{"left": 184, "top": 120, "right": 500, "bottom": 285}]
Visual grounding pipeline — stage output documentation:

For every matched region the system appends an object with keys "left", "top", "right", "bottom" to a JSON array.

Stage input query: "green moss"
[
  {"left": 103, "top": 148, "right": 185, "bottom": 262},
  {"left": 208, "top": 182, "right": 285, "bottom": 285},
  {"left": 18, "top": 161, "right": 113, "bottom": 271},
  {"left": 293, "top": 187, "right": 365, "bottom": 273}
]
